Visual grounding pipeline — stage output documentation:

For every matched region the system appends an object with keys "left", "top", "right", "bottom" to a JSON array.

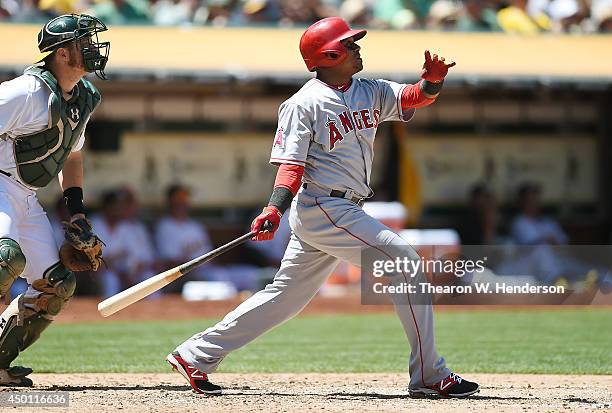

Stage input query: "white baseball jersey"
[
  {"left": 90, "top": 215, "right": 156, "bottom": 297},
  {"left": 155, "top": 216, "right": 213, "bottom": 262},
  {"left": 0, "top": 74, "right": 86, "bottom": 186},
  {"left": 270, "top": 78, "right": 415, "bottom": 198},
  {"left": 0, "top": 73, "right": 87, "bottom": 302}
]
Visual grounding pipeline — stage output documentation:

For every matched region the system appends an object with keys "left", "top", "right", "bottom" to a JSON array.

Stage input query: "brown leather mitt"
[{"left": 59, "top": 217, "right": 104, "bottom": 272}]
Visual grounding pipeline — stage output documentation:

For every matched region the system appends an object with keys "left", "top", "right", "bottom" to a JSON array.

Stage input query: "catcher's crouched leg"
[
  {"left": 0, "top": 262, "right": 76, "bottom": 387},
  {"left": 0, "top": 238, "right": 27, "bottom": 301}
]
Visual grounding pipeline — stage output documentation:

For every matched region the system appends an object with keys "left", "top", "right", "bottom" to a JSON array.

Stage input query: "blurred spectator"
[
  {"left": 459, "top": 183, "right": 499, "bottom": 245},
  {"left": 154, "top": 184, "right": 213, "bottom": 287},
  {"left": 91, "top": 190, "right": 152, "bottom": 297},
  {"left": 204, "top": 0, "right": 236, "bottom": 26},
  {"left": 497, "top": 0, "right": 552, "bottom": 34},
  {"left": 241, "top": 0, "right": 282, "bottom": 24},
  {"left": 88, "top": 0, "right": 151, "bottom": 25},
  {"left": 90, "top": 190, "right": 131, "bottom": 296},
  {"left": 278, "top": 0, "right": 335, "bottom": 26},
  {"left": 38, "top": 0, "right": 85, "bottom": 15},
  {"left": 0, "top": 0, "right": 605, "bottom": 32},
  {"left": 456, "top": 0, "right": 501, "bottom": 31},
  {"left": 2, "top": 0, "right": 49, "bottom": 22},
  {"left": 498, "top": 182, "right": 611, "bottom": 290},
  {"left": 0, "top": 0, "right": 18, "bottom": 18},
  {"left": 154, "top": 184, "right": 262, "bottom": 291},
  {"left": 426, "top": 0, "right": 461, "bottom": 30},
  {"left": 118, "top": 186, "right": 157, "bottom": 284},
  {"left": 151, "top": 0, "right": 198, "bottom": 26},
  {"left": 592, "top": 0, "right": 612, "bottom": 31},
  {"left": 511, "top": 182, "right": 568, "bottom": 245},
  {"left": 406, "top": 0, "right": 436, "bottom": 23},
  {"left": 528, "top": 0, "right": 588, "bottom": 32},
  {"left": 373, "top": 0, "right": 412, "bottom": 29},
  {"left": 339, "top": 0, "right": 384, "bottom": 28}
]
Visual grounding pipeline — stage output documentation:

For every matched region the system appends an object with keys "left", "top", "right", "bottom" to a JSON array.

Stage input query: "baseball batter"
[
  {"left": 167, "top": 17, "right": 479, "bottom": 398},
  {"left": 0, "top": 14, "right": 107, "bottom": 386}
]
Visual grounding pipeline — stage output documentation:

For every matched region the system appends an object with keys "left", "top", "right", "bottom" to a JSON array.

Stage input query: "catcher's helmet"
[
  {"left": 35, "top": 14, "right": 110, "bottom": 79},
  {"left": 299, "top": 17, "right": 366, "bottom": 72}
]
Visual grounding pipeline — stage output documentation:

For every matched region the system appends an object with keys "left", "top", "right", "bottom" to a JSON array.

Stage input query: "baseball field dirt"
[
  {"left": 10, "top": 372, "right": 612, "bottom": 412},
  {"left": 3, "top": 296, "right": 611, "bottom": 412}
]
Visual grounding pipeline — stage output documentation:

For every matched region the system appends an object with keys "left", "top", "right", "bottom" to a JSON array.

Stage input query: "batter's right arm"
[
  {"left": 253, "top": 102, "right": 311, "bottom": 241},
  {"left": 251, "top": 164, "right": 304, "bottom": 241}
]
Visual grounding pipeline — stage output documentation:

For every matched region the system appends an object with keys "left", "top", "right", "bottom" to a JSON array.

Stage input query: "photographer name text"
[{"left": 372, "top": 282, "right": 565, "bottom": 295}]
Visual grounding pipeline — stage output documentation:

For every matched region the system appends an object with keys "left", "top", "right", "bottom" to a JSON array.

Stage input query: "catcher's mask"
[{"left": 35, "top": 14, "right": 110, "bottom": 80}]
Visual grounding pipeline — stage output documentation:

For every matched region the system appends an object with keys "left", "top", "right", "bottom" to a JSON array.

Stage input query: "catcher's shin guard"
[
  {"left": 0, "top": 295, "right": 52, "bottom": 371},
  {"left": 0, "top": 238, "right": 26, "bottom": 302},
  {"left": 26, "top": 262, "right": 77, "bottom": 316},
  {"left": 0, "top": 262, "right": 75, "bottom": 370}
]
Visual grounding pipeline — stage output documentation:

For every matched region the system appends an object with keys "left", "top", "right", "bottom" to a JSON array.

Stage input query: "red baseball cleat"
[
  {"left": 166, "top": 352, "right": 222, "bottom": 395},
  {"left": 409, "top": 373, "right": 480, "bottom": 398}
]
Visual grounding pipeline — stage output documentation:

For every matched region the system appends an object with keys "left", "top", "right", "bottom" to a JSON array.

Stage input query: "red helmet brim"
[{"left": 338, "top": 29, "right": 367, "bottom": 43}]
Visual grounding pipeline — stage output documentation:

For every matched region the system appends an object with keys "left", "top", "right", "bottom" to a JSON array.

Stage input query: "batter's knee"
[
  {"left": 28, "top": 262, "right": 76, "bottom": 317},
  {"left": 0, "top": 238, "right": 26, "bottom": 297}
]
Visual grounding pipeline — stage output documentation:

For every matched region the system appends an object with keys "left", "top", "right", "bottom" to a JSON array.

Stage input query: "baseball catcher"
[{"left": 0, "top": 14, "right": 108, "bottom": 386}]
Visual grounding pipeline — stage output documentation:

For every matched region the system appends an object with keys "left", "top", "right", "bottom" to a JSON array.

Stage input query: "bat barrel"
[
  {"left": 97, "top": 267, "right": 184, "bottom": 317},
  {"left": 97, "top": 231, "right": 256, "bottom": 317}
]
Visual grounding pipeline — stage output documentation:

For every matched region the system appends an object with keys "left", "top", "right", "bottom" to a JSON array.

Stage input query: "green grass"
[{"left": 15, "top": 309, "right": 612, "bottom": 375}]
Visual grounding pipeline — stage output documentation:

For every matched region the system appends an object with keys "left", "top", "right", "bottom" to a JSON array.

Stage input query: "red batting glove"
[
  {"left": 251, "top": 206, "right": 282, "bottom": 241},
  {"left": 421, "top": 50, "right": 456, "bottom": 83}
]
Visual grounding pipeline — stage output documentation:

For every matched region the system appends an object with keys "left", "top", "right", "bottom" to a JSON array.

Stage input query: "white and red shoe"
[
  {"left": 409, "top": 373, "right": 479, "bottom": 398},
  {"left": 166, "top": 352, "right": 222, "bottom": 395}
]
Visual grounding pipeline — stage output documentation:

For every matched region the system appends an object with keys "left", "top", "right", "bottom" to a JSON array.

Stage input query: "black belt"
[
  {"left": 303, "top": 183, "right": 364, "bottom": 206},
  {"left": 0, "top": 170, "right": 10, "bottom": 178}
]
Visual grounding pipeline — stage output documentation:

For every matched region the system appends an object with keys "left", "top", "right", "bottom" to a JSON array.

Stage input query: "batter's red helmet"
[{"left": 299, "top": 17, "right": 367, "bottom": 72}]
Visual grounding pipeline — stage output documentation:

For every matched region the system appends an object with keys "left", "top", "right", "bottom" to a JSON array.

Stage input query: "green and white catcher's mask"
[{"left": 35, "top": 14, "right": 110, "bottom": 80}]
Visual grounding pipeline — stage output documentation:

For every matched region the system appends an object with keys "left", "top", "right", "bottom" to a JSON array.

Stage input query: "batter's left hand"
[
  {"left": 251, "top": 206, "right": 282, "bottom": 241},
  {"left": 421, "top": 50, "right": 455, "bottom": 83}
]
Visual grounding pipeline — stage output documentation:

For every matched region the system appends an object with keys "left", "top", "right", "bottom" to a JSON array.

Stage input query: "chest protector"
[{"left": 13, "top": 66, "right": 101, "bottom": 188}]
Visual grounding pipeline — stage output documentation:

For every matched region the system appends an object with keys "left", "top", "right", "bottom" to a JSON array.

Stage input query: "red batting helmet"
[{"left": 299, "top": 17, "right": 367, "bottom": 72}]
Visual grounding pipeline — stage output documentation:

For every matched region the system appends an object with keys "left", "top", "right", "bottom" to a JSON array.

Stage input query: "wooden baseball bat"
[{"left": 97, "top": 230, "right": 257, "bottom": 317}]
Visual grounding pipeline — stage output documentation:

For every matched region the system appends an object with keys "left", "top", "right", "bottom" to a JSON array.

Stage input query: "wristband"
[
  {"left": 268, "top": 187, "right": 294, "bottom": 214},
  {"left": 63, "top": 187, "right": 85, "bottom": 216},
  {"left": 420, "top": 79, "right": 444, "bottom": 98}
]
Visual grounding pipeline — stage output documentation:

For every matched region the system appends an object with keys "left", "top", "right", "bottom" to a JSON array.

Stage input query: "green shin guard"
[
  {"left": 0, "top": 262, "right": 75, "bottom": 370},
  {"left": 0, "top": 297, "right": 52, "bottom": 369},
  {"left": 0, "top": 238, "right": 26, "bottom": 301}
]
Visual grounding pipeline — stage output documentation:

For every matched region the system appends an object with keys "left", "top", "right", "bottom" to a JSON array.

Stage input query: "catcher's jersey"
[
  {"left": 270, "top": 77, "right": 415, "bottom": 198},
  {"left": 0, "top": 73, "right": 86, "bottom": 186}
]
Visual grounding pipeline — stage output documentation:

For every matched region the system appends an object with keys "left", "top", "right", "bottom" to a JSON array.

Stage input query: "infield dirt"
[
  {"left": 10, "top": 296, "right": 612, "bottom": 412},
  {"left": 8, "top": 372, "right": 611, "bottom": 413}
]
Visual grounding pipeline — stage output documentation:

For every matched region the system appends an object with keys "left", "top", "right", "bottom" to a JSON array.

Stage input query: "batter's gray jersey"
[
  {"left": 176, "top": 76, "right": 451, "bottom": 390},
  {"left": 270, "top": 78, "right": 416, "bottom": 198}
]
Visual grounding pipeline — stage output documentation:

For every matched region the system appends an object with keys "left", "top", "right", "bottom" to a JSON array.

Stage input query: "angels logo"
[
  {"left": 273, "top": 127, "right": 284, "bottom": 148},
  {"left": 326, "top": 117, "right": 344, "bottom": 150}
]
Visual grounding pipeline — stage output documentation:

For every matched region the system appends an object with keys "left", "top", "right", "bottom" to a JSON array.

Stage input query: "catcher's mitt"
[{"left": 59, "top": 218, "right": 104, "bottom": 272}]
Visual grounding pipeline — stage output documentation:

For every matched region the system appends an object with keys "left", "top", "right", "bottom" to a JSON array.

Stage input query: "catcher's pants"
[
  {"left": 177, "top": 188, "right": 450, "bottom": 389},
  {"left": 0, "top": 174, "right": 59, "bottom": 300}
]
